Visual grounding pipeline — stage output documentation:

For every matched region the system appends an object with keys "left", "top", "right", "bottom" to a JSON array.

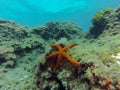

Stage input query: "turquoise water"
[{"left": 0, "top": 0, "right": 120, "bottom": 31}]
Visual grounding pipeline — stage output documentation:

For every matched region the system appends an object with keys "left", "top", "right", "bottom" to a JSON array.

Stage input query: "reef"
[
  {"left": 36, "top": 7, "right": 120, "bottom": 90},
  {"left": 0, "top": 7, "right": 120, "bottom": 90}
]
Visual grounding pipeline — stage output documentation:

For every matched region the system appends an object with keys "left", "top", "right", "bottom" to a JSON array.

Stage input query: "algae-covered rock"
[
  {"left": 0, "top": 46, "right": 16, "bottom": 67},
  {"left": 0, "top": 19, "right": 46, "bottom": 69},
  {"left": 92, "top": 8, "right": 113, "bottom": 25},
  {"left": 20, "top": 35, "right": 46, "bottom": 53},
  {"left": 32, "top": 21, "right": 83, "bottom": 40},
  {"left": 0, "top": 18, "right": 31, "bottom": 42},
  {"left": 88, "top": 8, "right": 113, "bottom": 38},
  {"left": 87, "top": 7, "right": 120, "bottom": 39}
]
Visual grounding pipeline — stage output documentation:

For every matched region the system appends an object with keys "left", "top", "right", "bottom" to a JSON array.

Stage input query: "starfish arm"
[
  {"left": 50, "top": 44, "right": 57, "bottom": 48},
  {"left": 62, "top": 52, "right": 80, "bottom": 66},
  {"left": 63, "top": 43, "right": 78, "bottom": 51},
  {"left": 53, "top": 54, "right": 62, "bottom": 72},
  {"left": 46, "top": 52, "right": 59, "bottom": 59},
  {"left": 50, "top": 44, "right": 62, "bottom": 51}
]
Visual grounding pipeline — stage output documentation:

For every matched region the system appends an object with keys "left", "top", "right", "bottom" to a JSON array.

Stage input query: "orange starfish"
[{"left": 46, "top": 43, "right": 80, "bottom": 72}]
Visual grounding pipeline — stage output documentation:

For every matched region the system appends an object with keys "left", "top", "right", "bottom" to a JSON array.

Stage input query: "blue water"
[{"left": 0, "top": 0, "right": 120, "bottom": 31}]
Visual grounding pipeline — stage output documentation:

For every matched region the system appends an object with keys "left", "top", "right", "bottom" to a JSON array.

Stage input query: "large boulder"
[
  {"left": 32, "top": 21, "right": 83, "bottom": 40},
  {"left": 87, "top": 8, "right": 113, "bottom": 38}
]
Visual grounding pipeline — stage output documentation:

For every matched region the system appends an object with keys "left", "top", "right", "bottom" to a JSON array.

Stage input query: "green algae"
[
  {"left": 92, "top": 8, "right": 113, "bottom": 25},
  {"left": 88, "top": 8, "right": 113, "bottom": 38}
]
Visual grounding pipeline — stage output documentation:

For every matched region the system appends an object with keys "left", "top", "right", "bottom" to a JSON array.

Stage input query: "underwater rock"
[
  {"left": 0, "top": 18, "right": 46, "bottom": 52},
  {"left": 0, "top": 46, "right": 16, "bottom": 67},
  {"left": 0, "top": 19, "right": 46, "bottom": 68},
  {"left": 87, "top": 8, "right": 113, "bottom": 38},
  {"left": 32, "top": 21, "right": 83, "bottom": 40},
  {"left": 87, "top": 7, "right": 120, "bottom": 38},
  {"left": 0, "top": 18, "right": 31, "bottom": 42}
]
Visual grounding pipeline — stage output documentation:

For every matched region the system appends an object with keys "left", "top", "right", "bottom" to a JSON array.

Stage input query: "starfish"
[{"left": 46, "top": 43, "right": 80, "bottom": 72}]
